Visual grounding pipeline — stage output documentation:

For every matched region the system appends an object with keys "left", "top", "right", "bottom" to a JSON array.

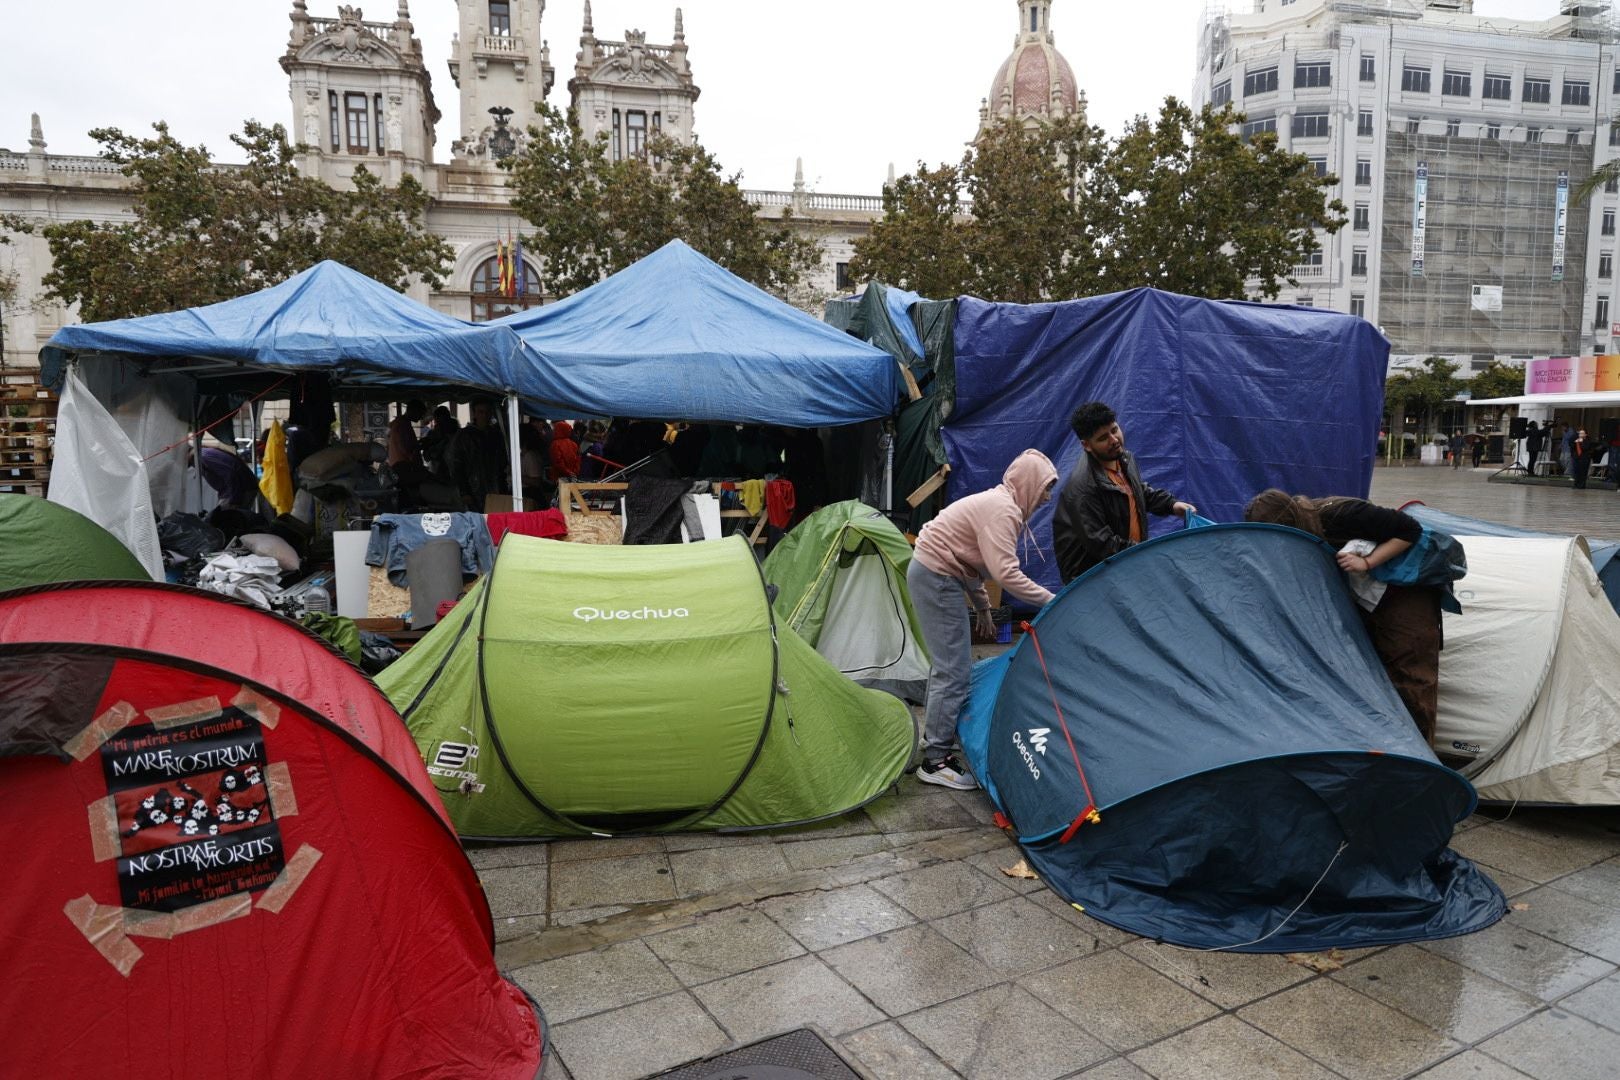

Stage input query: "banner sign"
[
  {"left": 100, "top": 709, "right": 284, "bottom": 912},
  {"left": 1524, "top": 356, "right": 1597, "bottom": 395},
  {"left": 1412, "top": 162, "right": 1428, "bottom": 277},
  {"left": 1598, "top": 354, "right": 1620, "bottom": 391},
  {"left": 1552, "top": 171, "right": 1569, "bottom": 282}
]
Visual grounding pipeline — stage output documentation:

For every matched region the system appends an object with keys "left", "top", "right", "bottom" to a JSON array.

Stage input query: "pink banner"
[{"left": 1525, "top": 356, "right": 1598, "bottom": 394}]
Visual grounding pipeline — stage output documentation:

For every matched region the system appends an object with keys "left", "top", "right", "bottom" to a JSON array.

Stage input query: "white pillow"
[{"left": 237, "top": 533, "right": 300, "bottom": 572}]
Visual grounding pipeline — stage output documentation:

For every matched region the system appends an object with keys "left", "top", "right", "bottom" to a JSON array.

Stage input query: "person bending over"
[
  {"left": 1244, "top": 489, "right": 1441, "bottom": 742},
  {"left": 909, "top": 450, "right": 1059, "bottom": 790}
]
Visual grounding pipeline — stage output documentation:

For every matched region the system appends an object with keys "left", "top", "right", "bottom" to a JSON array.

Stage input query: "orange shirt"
[{"left": 1106, "top": 462, "right": 1143, "bottom": 543}]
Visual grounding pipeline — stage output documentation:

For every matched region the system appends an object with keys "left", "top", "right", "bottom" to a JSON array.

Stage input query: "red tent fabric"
[{"left": 0, "top": 582, "right": 541, "bottom": 1079}]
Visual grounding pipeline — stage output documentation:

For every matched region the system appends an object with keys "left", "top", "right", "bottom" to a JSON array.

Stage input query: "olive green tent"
[
  {"left": 378, "top": 534, "right": 916, "bottom": 839},
  {"left": 0, "top": 494, "right": 150, "bottom": 590},
  {"left": 764, "top": 501, "right": 929, "bottom": 702}
]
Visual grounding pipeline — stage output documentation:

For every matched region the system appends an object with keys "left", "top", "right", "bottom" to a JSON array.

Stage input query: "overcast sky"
[{"left": 0, "top": 0, "right": 1561, "bottom": 194}]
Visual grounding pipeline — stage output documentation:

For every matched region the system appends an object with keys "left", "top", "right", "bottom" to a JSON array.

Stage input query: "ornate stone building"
[
  {"left": 570, "top": 2, "right": 698, "bottom": 159},
  {"left": 0, "top": 0, "right": 891, "bottom": 372},
  {"left": 977, "top": 0, "right": 1086, "bottom": 138}
]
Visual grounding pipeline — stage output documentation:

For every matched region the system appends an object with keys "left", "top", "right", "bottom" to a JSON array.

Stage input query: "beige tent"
[{"left": 1436, "top": 535, "right": 1620, "bottom": 804}]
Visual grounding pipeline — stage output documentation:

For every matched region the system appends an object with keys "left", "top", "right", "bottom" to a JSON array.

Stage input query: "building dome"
[{"left": 982, "top": 1, "right": 1080, "bottom": 131}]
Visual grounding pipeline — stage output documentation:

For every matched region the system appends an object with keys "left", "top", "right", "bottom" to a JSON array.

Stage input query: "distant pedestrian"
[
  {"left": 1572, "top": 429, "right": 1594, "bottom": 490},
  {"left": 1526, "top": 421, "right": 1544, "bottom": 474},
  {"left": 1471, "top": 433, "right": 1485, "bottom": 469},
  {"left": 1451, "top": 430, "right": 1465, "bottom": 469}
]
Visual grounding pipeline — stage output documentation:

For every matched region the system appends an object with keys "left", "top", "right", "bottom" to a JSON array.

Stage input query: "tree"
[
  {"left": 1092, "top": 101, "right": 1345, "bottom": 299},
  {"left": 40, "top": 121, "right": 452, "bottom": 322},
  {"left": 846, "top": 163, "right": 973, "bottom": 299},
  {"left": 1385, "top": 357, "right": 1463, "bottom": 448},
  {"left": 848, "top": 99, "right": 1344, "bottom": 303},
  {"left": 505, "top": 104, "right": 819, "bottom": 298},
  {"left": 1469, "top": 359, "right": 1527, "bottom": 402}
]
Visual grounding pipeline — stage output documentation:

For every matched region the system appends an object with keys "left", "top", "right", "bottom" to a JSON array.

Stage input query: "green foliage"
[
  {"left": 505, "top": 104, "right": 819, "bottom": 298},
  {"left": 1468, "top": 359, "right": 1527, "bottom": 401},
  {"left": 846, "top": 163, "right": 973, "bottom": 300},
  {"left": 849, "top": 99, "right": 1345, "bottom": 303},
  {"left": 1386, "top": 356, "right": 1464, "bottom": 433},
  {"left": 40, "top": 121, "right": 452, "bottom": 322}
]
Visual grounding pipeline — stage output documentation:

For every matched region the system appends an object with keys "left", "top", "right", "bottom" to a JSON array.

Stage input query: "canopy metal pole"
[{"left": 506, "top": 393, "right": 524, "bottom": 509}]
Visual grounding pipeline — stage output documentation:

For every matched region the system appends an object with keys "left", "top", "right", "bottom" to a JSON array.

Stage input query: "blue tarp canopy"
[
  {"left": 41, "top": 261, "right": 535, "bottom": 398},
  {"left": 945, "top": 289, "right": 1390, "bottom": 593},
  {"left": 495, "top": 240, "right": 900, "bottom": 426},
  {"left": 960, "top": 522, "right": 1505, "bottom": 952},
  {"left": 1402, "top": 501, "right": 1620, "bottom": 616}
]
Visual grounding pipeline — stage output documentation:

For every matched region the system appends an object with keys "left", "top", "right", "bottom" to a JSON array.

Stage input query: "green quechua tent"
[
  {"left": 378, "top": 534, "right": 916, "bottom": 839},
  {"left": 763, "top": 501, "right": 930, "bottom": 702},
  {"left": 0, "top": 494, "right": 150, "bottom": 589}
]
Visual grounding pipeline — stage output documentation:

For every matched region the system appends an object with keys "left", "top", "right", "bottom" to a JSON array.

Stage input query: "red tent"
[{"left": 0, "top": 582, "right": 542, "bottom": 1079}]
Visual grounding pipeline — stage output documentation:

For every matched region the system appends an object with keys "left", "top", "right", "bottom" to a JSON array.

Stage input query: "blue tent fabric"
[
  {"left": 496, "top": 240, "right": 899, "bottom": 425},
  {"left": 1402, "top": 502, "right": 1620, "bottom": 616},
  {"left": 945, "top": 289, "right": 1390, "bottom": 594},
  {"left": 42, "top": 261, "right": 533, "bottom": 396},
  {"left": 881, "top": 286, "right": 926, "bottom": 361},
  {"left": 959, "top": 523, "right": 1505, "bottom": 952}
]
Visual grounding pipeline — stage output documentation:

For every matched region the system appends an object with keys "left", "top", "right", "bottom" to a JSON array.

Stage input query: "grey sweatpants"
[{"left": 907, "top": 558, "right": 974, "bottom": 762}]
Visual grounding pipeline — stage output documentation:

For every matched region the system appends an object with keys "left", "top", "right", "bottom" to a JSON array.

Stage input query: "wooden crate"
[{"left": 0, "top": 481, "right": 45, "bottom": 497}]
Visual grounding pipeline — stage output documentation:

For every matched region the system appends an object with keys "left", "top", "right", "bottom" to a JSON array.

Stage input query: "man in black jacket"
[{"left": 1052, "top": 401, "right": 1196, "bottom": 583}]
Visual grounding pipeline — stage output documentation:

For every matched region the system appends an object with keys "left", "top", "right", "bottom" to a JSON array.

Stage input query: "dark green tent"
[
  {"left": 0, "top": 494, "right": 150, "bottom": 589},
  {"left": 826, "top": 287, "right": 957, "bottom": 531}
]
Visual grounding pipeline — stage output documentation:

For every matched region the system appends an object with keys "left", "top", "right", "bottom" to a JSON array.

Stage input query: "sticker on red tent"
[{"left": 99, "top": 708, "right": 285, "bottom": 913}]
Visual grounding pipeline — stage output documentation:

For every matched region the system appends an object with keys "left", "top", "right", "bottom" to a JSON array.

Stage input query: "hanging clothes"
[
  {"left": 738, "top": 479, "right": 766, "bottom": 517},
  {"left": 259, "top": 420, "right": 295, "bottom": 516},
  {"left": 765, "top": 479, "right": 796, "bottom": 529}
]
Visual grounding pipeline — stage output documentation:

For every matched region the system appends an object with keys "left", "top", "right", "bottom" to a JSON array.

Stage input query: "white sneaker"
[{"left": 918, "top": 754, "right": 978, "bottom": 791}]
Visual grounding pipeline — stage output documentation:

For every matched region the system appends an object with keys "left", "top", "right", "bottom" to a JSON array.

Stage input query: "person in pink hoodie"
[{"left": 908, "top": 449, "right": 1059, "bottom": 789}]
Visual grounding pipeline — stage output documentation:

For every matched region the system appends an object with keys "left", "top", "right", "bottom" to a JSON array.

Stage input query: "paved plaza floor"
[{"left": 490, "top": 466, "right": 1620, "bottom": 1080}]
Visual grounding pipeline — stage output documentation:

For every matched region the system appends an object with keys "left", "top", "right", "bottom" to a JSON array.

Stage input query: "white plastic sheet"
[{"left": 47, "top": 369, "right": 164, "bottom": 581}]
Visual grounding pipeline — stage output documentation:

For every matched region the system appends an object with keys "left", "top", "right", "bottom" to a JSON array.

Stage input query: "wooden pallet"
[
  {"left": 0, "top": 482, "right": 44, "bottom": 497},
  {"left": 0, "top": 448, "right": 46, "bottom": 466}
]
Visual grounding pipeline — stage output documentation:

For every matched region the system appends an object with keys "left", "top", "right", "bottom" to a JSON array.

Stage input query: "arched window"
[{"left": 470, "top": 254, "right": 540, "bottom": 321}]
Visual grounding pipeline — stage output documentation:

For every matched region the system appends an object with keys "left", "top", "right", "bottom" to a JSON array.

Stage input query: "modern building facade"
[{"left": 1194, "top": 0, "right": 1620, "bottom": 373}]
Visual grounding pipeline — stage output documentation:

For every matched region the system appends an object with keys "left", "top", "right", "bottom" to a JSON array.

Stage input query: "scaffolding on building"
[{"left": 1378, "top": 131, "right": 1593, "bottom": 358}]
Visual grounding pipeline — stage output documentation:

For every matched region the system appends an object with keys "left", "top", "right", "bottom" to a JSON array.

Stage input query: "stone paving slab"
[{"left": 501, "top": 789, "right": 1620, "bottom": 1080}]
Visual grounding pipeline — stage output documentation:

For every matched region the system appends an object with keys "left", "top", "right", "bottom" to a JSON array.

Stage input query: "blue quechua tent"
[
  {"left": 959, "top": 522, "right": 1505, "bottom": 952},
  {"left": 1401, "top": 502, "right": 1620, "bottom": 616},
  {"left": 943, "top": 289, "right": 1390, "bottom": 593},
  {"left": 496, "top": 240, "right": 900, "bottom": 426}
]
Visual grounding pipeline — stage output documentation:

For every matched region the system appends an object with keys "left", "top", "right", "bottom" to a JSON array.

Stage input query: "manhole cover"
[{"left": 653, "top": 1027, "right": 864, "bottom": 1080}]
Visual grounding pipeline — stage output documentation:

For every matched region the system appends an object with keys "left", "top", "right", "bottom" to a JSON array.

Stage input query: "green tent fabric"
[
  {"left": 763, "top": 501, "right": 930, "bottom": 702},
  {"left": 378, "top": 534, "right": 916, "bottom": 839},
  {"left": 0, "top": 494, "right": 150, "bottom": 589}
]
